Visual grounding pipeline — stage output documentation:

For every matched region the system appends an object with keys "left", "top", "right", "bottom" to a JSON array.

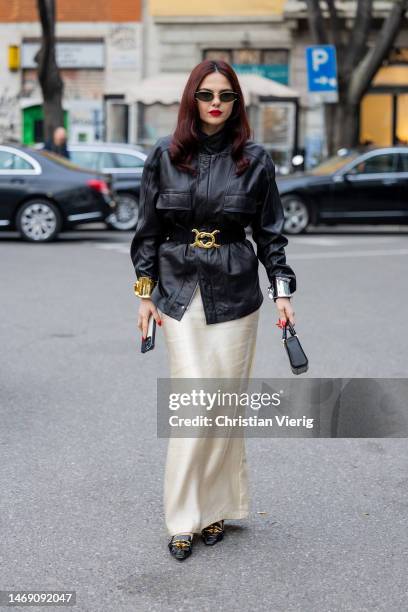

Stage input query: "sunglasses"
[{"left": 194, "top": 90, "right": 238, "bottom": 103}]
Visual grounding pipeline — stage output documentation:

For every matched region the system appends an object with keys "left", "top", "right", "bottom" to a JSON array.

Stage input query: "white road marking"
[
  {"left": 289, "top": 237, "right": 346, "bottom": 246},
  {"left": 94, "top": 243, "right": 130, "bottom": 254},
  {"left": 91, "top": 241, "right": 408, "bottom": 260},
  {"left": 289, "top": 248, "right": 408, "bottom": 260},
  {"left": 289, "top": 236, "right": 398, "bottom": 246}
]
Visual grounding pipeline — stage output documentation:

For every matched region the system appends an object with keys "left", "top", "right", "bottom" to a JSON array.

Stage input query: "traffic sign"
[{"left": 306, "top": 45, "right": 338, "bottom": 102}]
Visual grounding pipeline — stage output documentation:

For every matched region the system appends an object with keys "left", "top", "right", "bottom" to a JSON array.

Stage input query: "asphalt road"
[{"left": 1, "top": 226, "right": 407, "bottom": 612}]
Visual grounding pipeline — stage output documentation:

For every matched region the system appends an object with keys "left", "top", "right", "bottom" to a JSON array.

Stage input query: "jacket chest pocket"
[
  {"left": 223, "top": 193, "right": 257, "bottom": 215},
  {"left": 156, "top": 192, "right": 192, "bottom": 210}
]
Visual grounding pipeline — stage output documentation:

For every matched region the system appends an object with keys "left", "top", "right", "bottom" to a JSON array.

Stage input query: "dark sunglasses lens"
[
  {"left": 195, "top": 91, "right": 213, "bottom": 101},
  {"left": 195, "top": 91, "right": 237, "bottom": 102},
  {"left": 220, "top": 93, "right": 237, "bottom": 102}
]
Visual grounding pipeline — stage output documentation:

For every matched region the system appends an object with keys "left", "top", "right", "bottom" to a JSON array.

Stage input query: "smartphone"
[{"left": 141, "top": 315, "right": 156, "bottom": 353}]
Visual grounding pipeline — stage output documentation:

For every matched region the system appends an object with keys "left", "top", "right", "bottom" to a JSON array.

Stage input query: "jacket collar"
[{"left": 197, "top": 124, "right": 232, "bottom": 155}]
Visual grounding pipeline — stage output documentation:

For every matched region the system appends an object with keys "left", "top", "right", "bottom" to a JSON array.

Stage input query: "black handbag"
[{"left": 282, "top": 321, "right": 309, "bottom": 375}]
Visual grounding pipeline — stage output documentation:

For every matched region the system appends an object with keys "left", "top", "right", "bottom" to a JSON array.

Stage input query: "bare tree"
[
  {"left": 35, "top": 0, "right": 64, "bottom": 142},
  {"left": 306, "top": 0, "right": 408, "bottom": 153}
]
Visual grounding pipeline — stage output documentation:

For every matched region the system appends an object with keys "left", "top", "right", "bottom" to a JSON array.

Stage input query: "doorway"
[{"left": 22, "top": 105, "right": 69, "bottom": 145}]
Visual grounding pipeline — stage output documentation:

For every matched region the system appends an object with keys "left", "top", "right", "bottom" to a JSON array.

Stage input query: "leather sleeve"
[
  {"left": 251, "top": 153, "right": 297, "bottom": 294},
  {"left": 129, "top": 140, "right": 164, "bottom": 281}
]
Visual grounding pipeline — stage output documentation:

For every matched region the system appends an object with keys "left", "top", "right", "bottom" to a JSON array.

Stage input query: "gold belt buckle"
[{"left": 190, "top": 228, "right": 220, "bottom": 248}]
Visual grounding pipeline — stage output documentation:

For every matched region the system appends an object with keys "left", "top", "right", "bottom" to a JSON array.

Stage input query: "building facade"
[
  {"left": 141, "top": 0, "right": 306, "bottom": 168},
  {"left": 1, "top": 0, "right": 408, "bottom": 168},
  {"left": 0, "top": 0, "right": 142, "bottom": 144},
  {"left": 143, "top": 0, "right": 408, "bottom": 165}
]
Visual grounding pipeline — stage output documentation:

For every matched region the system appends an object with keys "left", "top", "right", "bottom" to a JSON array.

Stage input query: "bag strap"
[{"left": 282, "top": 320, "right": 297, "bottom": 340}]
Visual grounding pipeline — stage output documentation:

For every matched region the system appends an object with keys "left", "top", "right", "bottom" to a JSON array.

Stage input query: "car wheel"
[
  {"left": 106, "top": 192, "right": 139, "bottom": 231},
  {"left": 16, "top": 199, "right": 62, "bottom": 242},
  {"left": 281, "top": 195, "right": 310, "bottom": 234}
]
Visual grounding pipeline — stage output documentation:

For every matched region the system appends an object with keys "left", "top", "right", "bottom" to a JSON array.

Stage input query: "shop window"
[
  {"left": 204, "top": 48, "right": 289, "bottom": 84},
  {"left": 396, "top": 95, "right": 408, "bottom": 144},
  {"left": 138, "top": 103, "right": 179, "bottom": 144},
  {"left": 257, "top": 102, "right": 296, "bottom": 170},
  {"left": 106, "top": 103, "right": 129, "bottom": 143},
  {"left": 360, "top": 94, "right": 393, "bottom": 146},
  {"left": 204, "top": 50, "right": 232, "bottom": 62},
  {"left": 232, "top": 49, "right": 261, "bottom": 64}
]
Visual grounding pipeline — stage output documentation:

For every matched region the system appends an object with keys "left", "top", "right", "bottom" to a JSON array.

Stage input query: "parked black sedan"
[
  {"left": 0, "top": 144, "right": 116, "bottom": 242},
  {"left": 277, "top": 146, "right": 408, "bottom": 234},
  {"left": 34, "top": 142, "right": 147, "bottom": 231}
]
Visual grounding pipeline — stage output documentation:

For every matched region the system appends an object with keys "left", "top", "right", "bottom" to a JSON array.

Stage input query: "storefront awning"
[{"left": 131, "top": 72, "right": 299, "bottom": 105}]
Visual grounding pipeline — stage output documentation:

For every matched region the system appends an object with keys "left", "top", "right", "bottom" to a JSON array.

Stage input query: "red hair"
[{"left": 169, "top": 60, "right": 252, "bottom": 176}]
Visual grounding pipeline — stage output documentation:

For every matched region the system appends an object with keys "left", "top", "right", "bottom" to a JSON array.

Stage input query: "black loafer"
[
  {"left": 168, "top": 534, "right": 193, "bottom": 560},
  {"left": 201, "top": 520, "right": 224, "bottom": 545}
]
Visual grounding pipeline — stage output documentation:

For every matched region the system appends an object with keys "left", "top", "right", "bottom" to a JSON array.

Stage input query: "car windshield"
[{"left": 308, "top": 152, "right": 361, "bottom": 175}]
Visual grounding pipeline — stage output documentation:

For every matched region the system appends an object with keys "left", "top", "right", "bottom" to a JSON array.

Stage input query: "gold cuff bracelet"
[{"left": 133, "top": 276, "right": 156, "bottom": 298}]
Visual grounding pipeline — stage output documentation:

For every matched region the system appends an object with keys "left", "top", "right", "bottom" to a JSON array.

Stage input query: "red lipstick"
[{"left": 209, "top": 110, "right": 222, "bottom": 116}]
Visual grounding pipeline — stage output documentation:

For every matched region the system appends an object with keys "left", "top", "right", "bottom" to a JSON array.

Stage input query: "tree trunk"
[
  {"left": 306, "top": 0, "right": 408, "bottom": 156},
  {"left": 324, "top": 102, "right": 360, "bottom": 153},
  {"left": 35, "top": 0, "right": 64, "bottom": 142}
]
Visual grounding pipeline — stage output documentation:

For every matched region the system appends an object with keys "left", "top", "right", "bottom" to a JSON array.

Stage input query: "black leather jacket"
[{"left": 130, "top": 127, "right": 296, "bottom": 324}]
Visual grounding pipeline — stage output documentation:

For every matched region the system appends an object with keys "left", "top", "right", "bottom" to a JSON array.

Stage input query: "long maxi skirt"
[{"left": 158, "top": 284, "right": 260, "bottom": 535}]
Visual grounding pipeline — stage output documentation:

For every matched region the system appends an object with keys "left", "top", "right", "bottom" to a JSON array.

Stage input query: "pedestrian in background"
[
  {"left": 130, "top": 59, "right": 297, "bottom": 561},
  {"left": 44, "top": 126, "right": 70, "bottom": 159}
]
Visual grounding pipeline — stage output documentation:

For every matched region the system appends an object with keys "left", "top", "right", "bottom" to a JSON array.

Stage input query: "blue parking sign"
[{"left": 306, "top": 45, "right": 338, "bottom": 93}]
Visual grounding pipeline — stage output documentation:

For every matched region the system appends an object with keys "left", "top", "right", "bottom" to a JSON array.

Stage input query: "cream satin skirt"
[{"left": 158, "top": 284, "right": 260, "bottom": 535}]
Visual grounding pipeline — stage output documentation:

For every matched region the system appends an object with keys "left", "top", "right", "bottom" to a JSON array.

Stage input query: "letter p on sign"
[{"left": 312, "top": 48, "right": 329, "bottom": 71}]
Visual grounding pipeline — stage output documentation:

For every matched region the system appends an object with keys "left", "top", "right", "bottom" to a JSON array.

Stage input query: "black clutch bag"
[{"left": 282, "top": 321, "right": 309, "bottom": 375}]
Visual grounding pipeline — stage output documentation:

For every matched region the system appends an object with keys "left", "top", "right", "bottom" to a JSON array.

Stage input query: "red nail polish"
[{"left": 158, "top": 320, "right": 162, "bottom": 326}]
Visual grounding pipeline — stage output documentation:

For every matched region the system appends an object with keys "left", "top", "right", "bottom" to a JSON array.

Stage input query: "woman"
[{"left": 130, "top": 60, "right": 296, "bottom": 561}]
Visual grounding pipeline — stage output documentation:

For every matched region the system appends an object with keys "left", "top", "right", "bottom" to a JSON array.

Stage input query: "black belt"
[{"left": 164, "top": 226, "right": 246, "bottom": 248}]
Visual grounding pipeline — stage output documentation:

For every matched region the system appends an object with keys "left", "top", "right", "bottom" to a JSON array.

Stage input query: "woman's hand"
[
  {"left": 137, "top": 298, "right": 162, "bottom": 338},
  {"left": 275, "top": 297, "right": 295, "bottom": 327}
]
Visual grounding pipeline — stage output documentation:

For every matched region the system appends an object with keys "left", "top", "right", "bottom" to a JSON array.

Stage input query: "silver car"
[{"left": 68, "top": 143, "right": 147, "bottom": 231}]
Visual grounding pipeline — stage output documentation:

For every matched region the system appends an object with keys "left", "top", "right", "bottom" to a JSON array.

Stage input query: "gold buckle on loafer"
[
  {"left": 190, "top": 228, "right": 220, "bottom": 249},
  {"left": 171, "top": 539, "right": 191, "bottom": 550},
  {"left": 202, "top": 520, "right": 224, "bottom": 535},
  {"left": 203, "top": 523, "right": 223, "bottom": 535}
]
